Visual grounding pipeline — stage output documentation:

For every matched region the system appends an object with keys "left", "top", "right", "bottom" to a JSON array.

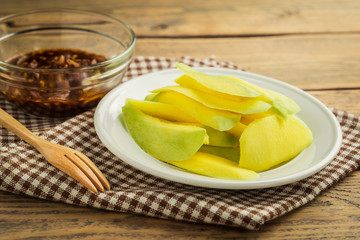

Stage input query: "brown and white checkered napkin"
[{"left": 0, "top": 56, "right": 359, "bottom": 230}]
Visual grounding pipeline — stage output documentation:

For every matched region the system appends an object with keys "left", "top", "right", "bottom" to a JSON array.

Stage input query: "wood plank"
[
  {"left": 135, "top": 35, "right": 360, "bottom": 90},
  {"left": 0, "top": 171, "right": 359, "bottom": 239},
  {"left": 0, "top": 1, "right": 358, "bottom": 239},
  {"left": 308, "top": 89, "right": 360, "bottom": 115},
  {"left": 0, "top": 0, "right": 359, "bottom": 36}
]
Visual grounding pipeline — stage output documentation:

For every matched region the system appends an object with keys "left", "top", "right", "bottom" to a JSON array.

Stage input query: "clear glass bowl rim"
[{"left": 0, "top": 8, "right": 136, "bottom": 72}]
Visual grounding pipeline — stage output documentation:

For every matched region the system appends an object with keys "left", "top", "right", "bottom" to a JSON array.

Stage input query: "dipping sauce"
[
  {"left": 7, "top": 49, "right": 107, "bottom": 69},
  {"left": 1, "top": 49, "right": 110, "bottom": 118}
]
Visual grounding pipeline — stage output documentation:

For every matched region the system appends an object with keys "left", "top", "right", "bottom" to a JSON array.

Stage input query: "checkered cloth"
[{"left": 0, "top": 56, "right": 359, "bottom": 230}]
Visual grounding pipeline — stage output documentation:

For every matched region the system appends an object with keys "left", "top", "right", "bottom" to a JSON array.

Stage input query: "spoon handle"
[{"left": 0, "top": 108, "right": 42, "bottom": 148}]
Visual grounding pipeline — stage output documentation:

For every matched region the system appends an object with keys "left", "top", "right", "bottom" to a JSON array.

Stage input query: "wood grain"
[
  {"left": 135, "top": 35, "right": 360, "bottom": 90},
  {"left": 0, "top": 0, "right": 359, "bottom": 36},
  {"left": 0, "top": 0, "right": 359, "bottom": 239},
  {"left": 308, "top": 89, "right": 360, "bottom": 115}
]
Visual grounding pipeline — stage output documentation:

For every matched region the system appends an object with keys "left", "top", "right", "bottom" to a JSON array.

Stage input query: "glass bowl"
[{"left": 0, "top": 9, "right": 136, "bottom": 118}]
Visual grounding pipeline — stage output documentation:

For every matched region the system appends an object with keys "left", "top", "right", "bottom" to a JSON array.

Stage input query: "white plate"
[{"left": 94, "top": 68, "right": 342, "bottom": 189}]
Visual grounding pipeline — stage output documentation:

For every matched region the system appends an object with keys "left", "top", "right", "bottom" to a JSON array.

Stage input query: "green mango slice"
[{"left": 122, "top": 99, "right": 207, "bottom": 161}]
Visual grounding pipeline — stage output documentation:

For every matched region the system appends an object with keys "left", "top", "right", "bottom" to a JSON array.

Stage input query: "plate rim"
[{"left": 94, "top": 67, "right": 343, "bottom": 189}]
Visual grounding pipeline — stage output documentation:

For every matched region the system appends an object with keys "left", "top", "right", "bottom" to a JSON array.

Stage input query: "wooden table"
[{"left": 1, "top": 0, "right": 359, "bottom": 239}]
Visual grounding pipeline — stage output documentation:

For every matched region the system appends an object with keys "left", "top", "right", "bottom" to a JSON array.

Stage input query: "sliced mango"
[
  {"left": 202, "top": 125, "right": 239, "bottom": 147},
  {"left": 239, "top": 115, "right": 313, "bottom": 172},
  {"left": 166, "top": 152, "right": 259, "bottom": 180},
  {"left": 153, "top": 86, "right": 271, "bottom": 114},
  {"left": 171, "top": 122, "right": 210, "bottom": 145},
  {"left": 175, "top": 63, "right": 260, "bottom": 97},
  {"left": 122, "top": 99, "right": 207, "bottom": 161},
  {"left": 240, "top": 117, "right": 254, "bottom": 125},
  {"left": 154, "top": 90, "right": 241, "bottom": 131},
  {"left": 264, "top": 88, "right": 301, "bottom": 117},
  {"left": 144, "top": 93, "right": 159, "bottom": 101},
  {"left": 120, "top": 63, "right": 311, "bottom": 180},
  {"left": 224, "top": 76, "right": 300, "bottom": 118},
  {"left": 126, "top": 99, "right": 197, "bottom": 123},
  {"left": 222, "top": 76, "right": 272, "bottom": 102},
  {"left": 175, "top": 75, "right": 245, "bottom": 102},
  {"left": 170, "top": 122, "right": 236, "bottom": 147},
  {"left": 242, "top": 112, "right": 272, "bottom": 120},
  {"left": 226, "top": 122, "right": 247, "bottom": 138},
  {"left": 198, "top": 145, "right": 240, "bottom": 163},
  {"left": 240, "top": 112, "right": 273, "bottom": 125}
]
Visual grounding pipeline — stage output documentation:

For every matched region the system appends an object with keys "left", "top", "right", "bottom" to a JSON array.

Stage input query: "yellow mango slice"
[
  {"left": 222, "top": 76, "right": 272, "bottom": 102},
  {"left": 153, "top": 86, "right": 271, "bottom": 114},
  {"left": 239, "top": 115, "right": 313, "bottom": 172},
  {"left": 198, "top": 145, "right": 240, "bottom": 163},
  {"left": 201, "top": 125, "right": 239, "bottom": 147},
  {"left": 122, "top": 99, "right": 208, "bottom": 161},
  {"left": 144, "top": 93, "right": 159, "bottom": 101},
  {"left": 126, "top": 99, "right": 197, "bottom": 123},
  {"left": 264, "top": 88, "right": 301, "bottom": 116},
  {"left": 175, "top": 63, "right": 260, "bottom": 97},
  {"left": 224, "top": 76, "right": 301, "bottom": 118},
  {"left": 175, "top": 75, "right": 242, "bottom": 101},
  {"left": 239, "top": 110, "right": 280, "bottom": 125},
  {"left": 240, "top": 118, "right": 254, "bottom": 125},
  {"left": 170, "top": 122, "right": 236, "bottom": 146},
  {"left": 226, "top": 122, "right": 247, "bottom": 138},
  {"left": 166, "top": 152, "right": 259, "bottom": 180},
  {"left": 155, "top": 91, "right": 241, "bottom": 131},
  {"left": 174, "top": 65, "right": 300, "bottom": 118}
]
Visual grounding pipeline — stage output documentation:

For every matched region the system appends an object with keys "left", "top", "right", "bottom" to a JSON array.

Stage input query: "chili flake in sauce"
[
  {"left": 8, "top": 48, "right": 107, "bottom": 69},
  {"left": 1, "top": 48, "right": 111, "bottom": 118}
]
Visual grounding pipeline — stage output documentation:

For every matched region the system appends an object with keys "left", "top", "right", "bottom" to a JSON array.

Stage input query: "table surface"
[{"left": 1, "top": 0, "right": 359, "bottom": 239}]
